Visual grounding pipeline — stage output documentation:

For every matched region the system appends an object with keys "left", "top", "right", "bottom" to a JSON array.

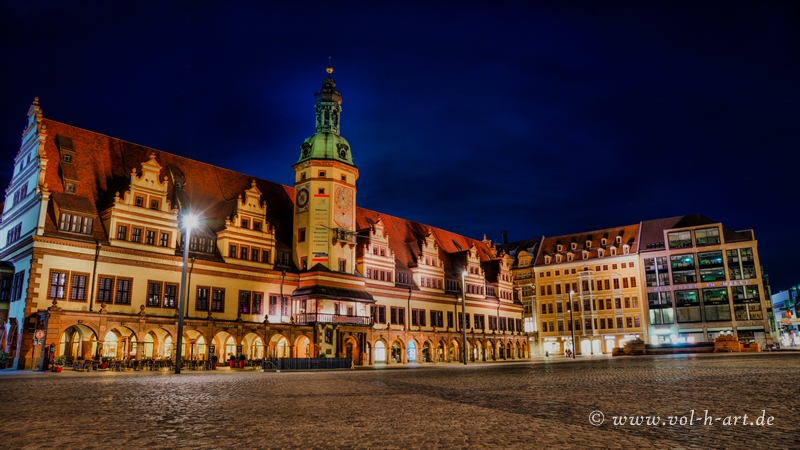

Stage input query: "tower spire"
[{"left": 296, "top": 62, "right": 354, "bottom": 166}]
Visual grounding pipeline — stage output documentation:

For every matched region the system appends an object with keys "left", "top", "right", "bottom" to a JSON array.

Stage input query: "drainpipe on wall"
[
  {"left": 186, "top": 257, "right": 195, "bottom": 318},
  {"left": 88, "top": 242, "right": 101, "bottom": 312}
]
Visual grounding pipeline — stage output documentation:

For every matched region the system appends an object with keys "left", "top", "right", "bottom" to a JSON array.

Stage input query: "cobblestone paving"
[{"left": 1, "top": 353, "right": 797, "bottom": 449}]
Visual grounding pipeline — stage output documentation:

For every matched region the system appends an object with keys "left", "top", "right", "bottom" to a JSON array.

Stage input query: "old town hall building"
[{"left": 0, "top": 67, "right": 528, "bottom": 370}]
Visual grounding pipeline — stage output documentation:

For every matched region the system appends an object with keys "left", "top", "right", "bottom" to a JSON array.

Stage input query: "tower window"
[
  {"left": 318, "top": 171, "right": 326, "bottom": 178},
  {"left": 341, "top": 174, "right": 347, "bottom": 182},
  {"left": 298, "top": 228, "right": 306, "bottom": 243},
  {"left": 318, "top": 188, "right": 325, "bottom": 195},
  {"left": 301, "top": 173, "right": 307, "bottom": 181}
]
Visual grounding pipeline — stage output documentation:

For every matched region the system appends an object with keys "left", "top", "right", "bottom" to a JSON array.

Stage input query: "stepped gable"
[
  {"left": 39, "top": 119, "right": 295, "bottom": 247},
  {"left": 356, "top": 207, "right": 496, "bottom": 276}
]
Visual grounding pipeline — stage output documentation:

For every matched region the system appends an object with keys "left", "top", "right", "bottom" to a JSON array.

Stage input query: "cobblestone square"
[{"left": 1, "top": 353, "right": 797, "bottom": 449}]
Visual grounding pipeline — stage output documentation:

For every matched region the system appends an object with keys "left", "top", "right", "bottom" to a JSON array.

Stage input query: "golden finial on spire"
[{"left": 326, "top": 56, "right": 334, "bottom": 75}]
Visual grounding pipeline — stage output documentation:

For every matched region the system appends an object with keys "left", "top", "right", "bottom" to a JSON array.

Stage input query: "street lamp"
[
  {"left": 175, "top": 213, "right": 198, "bottom": 374},
  {"left": 568, "top": 290, "right": 576, "bottom": 359},
  {"left": 461, "top": 269, "right": 468, "bottom": 365}
]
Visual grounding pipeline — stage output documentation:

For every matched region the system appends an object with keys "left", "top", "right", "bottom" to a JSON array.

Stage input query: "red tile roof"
[{"left": 39, "top": 119, "right": 496, "bottom": 273}]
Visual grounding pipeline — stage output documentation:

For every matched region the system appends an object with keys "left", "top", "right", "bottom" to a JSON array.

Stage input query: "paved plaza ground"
[{"left": 1, "top": 352, "right": 798, "bottom": 449}]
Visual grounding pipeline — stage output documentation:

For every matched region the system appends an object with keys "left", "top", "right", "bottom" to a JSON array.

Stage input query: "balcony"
[
  {"left": 332, "top": 228, "right": 357, "bottom": 245},
  {"left": 293, "top": 313, "right": 372, "bottom": 326}
]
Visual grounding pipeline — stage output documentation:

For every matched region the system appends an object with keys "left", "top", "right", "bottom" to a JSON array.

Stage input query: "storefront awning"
[{"left": 736, "top": 326, "right": 765, "bottom": 331}]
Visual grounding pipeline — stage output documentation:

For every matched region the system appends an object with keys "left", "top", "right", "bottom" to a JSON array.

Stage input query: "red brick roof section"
[
  {"left": 535, "top": 223, "right": 640, "bottom": 265},
  {"left": 356, "top": 207, "right": 496, "bottom": 276},
  {"left": 40, "top": 119, "right": 494, "bottom": 274}
]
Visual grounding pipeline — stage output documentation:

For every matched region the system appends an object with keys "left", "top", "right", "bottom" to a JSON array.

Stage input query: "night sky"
[{"left": 1, "top": 1, "right": 798, "bottom": 290}]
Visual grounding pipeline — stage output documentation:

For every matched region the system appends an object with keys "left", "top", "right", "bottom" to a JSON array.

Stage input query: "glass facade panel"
[
  {"left": 668, "top": 231, "right": 692, "bottom": 249},
  {"left": 695, "top": 227, "right": 720, "bottom": 246}
]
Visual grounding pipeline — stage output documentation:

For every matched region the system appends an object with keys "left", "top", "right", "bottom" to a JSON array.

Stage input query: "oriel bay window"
[
  {"left": 674, "top": 290, "right": 701, "bottom": 323},
  {"left": 702, "top": 288, "right": 730, "bottom": 321}
]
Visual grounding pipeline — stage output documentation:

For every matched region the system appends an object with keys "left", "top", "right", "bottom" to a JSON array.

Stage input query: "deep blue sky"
[{"left": 1, "top": 1, "right": 798, "bottom": 290}]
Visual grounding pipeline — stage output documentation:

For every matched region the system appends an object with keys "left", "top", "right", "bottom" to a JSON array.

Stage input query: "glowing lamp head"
[
  {"left": 183, "top": 213, "right": 199, "bottom": 230},
  {"left": 462, "top": 270, "right": 468, "bottom": 277}
]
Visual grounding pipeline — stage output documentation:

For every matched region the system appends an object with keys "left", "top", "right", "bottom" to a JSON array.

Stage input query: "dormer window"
[
  {"left": 59, "top": 212, "right": 93, "bottom": 235},
  {"left": 616, "top": 236, "right": 622, "bottom": 245},
  {"left": 623, "top": 245, "right": 630, "bottom": 255},
  {"left": 571, "top": 242, "right": 577, "bottom": 251},
  {"left": 567, "top": 253, "right": 574, "bottom": 262},
  {"left": 610, "top": 248, "right": 617, "bottom": 256},
  {"left": 65, "top": 183, "right": 76, "bottom": 194},
  {"left": 601, "top": 238, "right": 607, "bottom": 246},
  {"left": 62, "top": 153, "right": 72, "bottom": 163},
  {"left": 586, "top": 240, "right": 592, "bottom": 248},
  {"left": 557, "top": 244, "right": 563, "bottom": 252},
  {"left": 555, "top": 254, "right": 562, "bottom": 263},
  {"left": 598, "top": 249, "right": 605, "bottom": 258},
  {"left": 544, "top": 255, "right": 551, "bottom": 264},
  {"left": 582, "top": 250, "right": 589, "bottom": 260}
]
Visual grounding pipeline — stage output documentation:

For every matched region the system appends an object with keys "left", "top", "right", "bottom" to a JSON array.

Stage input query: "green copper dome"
[
  {"left": 297, "top": 131, "right": 353, "bottom": 165},
  {"left": 296, "top": 65, "right": 355, "bottom": 167}
]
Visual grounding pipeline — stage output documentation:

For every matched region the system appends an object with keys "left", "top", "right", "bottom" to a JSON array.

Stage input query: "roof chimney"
[{"left": 501, "top": 230, "right": 508, "bottom": 245}]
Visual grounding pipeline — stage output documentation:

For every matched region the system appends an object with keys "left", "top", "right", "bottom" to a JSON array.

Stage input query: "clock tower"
[{"left": 292, "top": 64, "right": 359, "bottom": 272}]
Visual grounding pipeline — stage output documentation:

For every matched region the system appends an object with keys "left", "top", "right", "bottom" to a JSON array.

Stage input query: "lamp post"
[
  {"left": 461, "top": 270, "right": 468, "bottom": 365},
  {"left": 175, "top": 213, "right": 197, "bottom": 374},
  {"left": 568, "top": 290, "right": 576, "bottom": 359}
]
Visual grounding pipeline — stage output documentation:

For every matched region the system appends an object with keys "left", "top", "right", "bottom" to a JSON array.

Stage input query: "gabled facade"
[{"left": 0, "top": 68, "right": 527, "bottom": 370}]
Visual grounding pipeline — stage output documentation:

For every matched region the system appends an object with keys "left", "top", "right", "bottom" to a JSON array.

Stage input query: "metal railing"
[
  {"left": 293, "top": 313, "right": 372, "bottom": 326},
  {"left": 263, "top": 357, "right": 352, "bottom": 370}
]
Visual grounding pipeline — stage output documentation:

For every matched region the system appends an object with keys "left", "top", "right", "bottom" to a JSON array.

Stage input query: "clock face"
[
  {"left": 335, "top": 211, "right": 353, "bottom": 228},
  {"left": 334, "top": 186, "right": 352, "bottom": 212},
  {"left": 296, "top": 187, "right": 309, "bottom": 211}
]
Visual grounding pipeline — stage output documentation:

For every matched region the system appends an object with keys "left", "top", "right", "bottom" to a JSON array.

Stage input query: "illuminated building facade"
[
  {"left": 0, "top": 67, "right": 528, "bottom": 370},
  {"left": 639, "top": 215, "right": 774, "bottom": 347},
  {"left": 530, "top": 225, "right": 646, "bottom": 355}
]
